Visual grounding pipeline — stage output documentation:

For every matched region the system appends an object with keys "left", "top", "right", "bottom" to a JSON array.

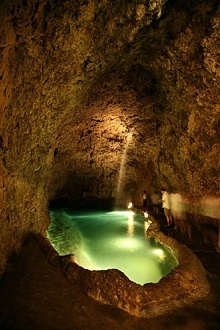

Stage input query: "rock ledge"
[{"left": 37, "top": 216, "right": 210, "bottom": 318}]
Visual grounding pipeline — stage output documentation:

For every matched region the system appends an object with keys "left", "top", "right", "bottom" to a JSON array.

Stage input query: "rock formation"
[
  {"left": 37, "top": 219, "right": 210, "bottom": 318},
  {"left": 0, "top": 0, "right": 219, "bottom": 277}
]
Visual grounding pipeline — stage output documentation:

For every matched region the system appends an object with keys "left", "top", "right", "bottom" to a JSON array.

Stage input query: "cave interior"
[{"left": 0, "top": 0, "right": 220, "bottom": 325}]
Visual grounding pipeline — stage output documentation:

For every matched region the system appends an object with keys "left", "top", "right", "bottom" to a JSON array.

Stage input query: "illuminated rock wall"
[{"left": 0, "top": 0, "right": 219, "bottom": 275}]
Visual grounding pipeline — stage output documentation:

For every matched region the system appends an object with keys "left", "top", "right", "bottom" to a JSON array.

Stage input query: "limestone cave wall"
[{"left": 0, "top": 0, "right": 219, "bottom": 275}]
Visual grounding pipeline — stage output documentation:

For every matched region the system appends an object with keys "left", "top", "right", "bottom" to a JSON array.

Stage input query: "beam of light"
[{"left": 115, "top": 133, "right": 133, "bottom": 207}]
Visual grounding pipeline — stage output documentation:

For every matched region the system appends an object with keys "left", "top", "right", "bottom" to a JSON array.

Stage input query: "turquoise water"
[{"left": 46, "top": 208, "right": 178, "bottom": 285}]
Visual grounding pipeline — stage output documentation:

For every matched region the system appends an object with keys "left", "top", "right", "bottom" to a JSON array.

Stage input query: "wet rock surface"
[
  {"left": 0, "top": 0, "right": 220, "bottom": 278},
  {"left": 0, "top": 2, "right": 219, "bottom": 328},
  {"left": 0, "top": 212, "right": 220, "bottom": 330}
]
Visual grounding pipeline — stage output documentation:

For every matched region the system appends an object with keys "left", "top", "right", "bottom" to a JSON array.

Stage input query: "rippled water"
[{"left": 46, "top": 208, "right": 178, "bottom": 285}]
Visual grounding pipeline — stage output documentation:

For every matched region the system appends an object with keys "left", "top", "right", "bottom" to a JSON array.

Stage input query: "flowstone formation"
[{"left": 0, "top": 0, "right": 219, "bottom": 279}]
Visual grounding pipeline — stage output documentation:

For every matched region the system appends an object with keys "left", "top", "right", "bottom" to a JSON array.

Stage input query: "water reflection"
[
  {"left": 127, "top": 213, "right": 134, "bottom": 237},
  {"left": 47, "top": 208, "right": 178, "bottom": 285}
]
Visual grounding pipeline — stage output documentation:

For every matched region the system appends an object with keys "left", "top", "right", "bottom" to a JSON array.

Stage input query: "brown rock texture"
[{"left": 0, "top": 0, "right": 219, "bottom": 299}]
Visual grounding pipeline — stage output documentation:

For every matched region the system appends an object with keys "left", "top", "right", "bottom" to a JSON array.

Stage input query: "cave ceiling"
[{"left": 0, "top": 0, "right": 219, "bottom": 206}]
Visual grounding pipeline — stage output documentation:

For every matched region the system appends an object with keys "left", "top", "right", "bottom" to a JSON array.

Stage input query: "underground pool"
[{"left": 46, "top": 208, "right": 178, "bottom": 285}]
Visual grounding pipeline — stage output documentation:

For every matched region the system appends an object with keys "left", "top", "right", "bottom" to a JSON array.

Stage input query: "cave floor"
[{"left": 0, "top": 211, "right": 220, "bottom": 330}]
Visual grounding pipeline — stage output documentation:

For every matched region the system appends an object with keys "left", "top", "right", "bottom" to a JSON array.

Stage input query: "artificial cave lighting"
[
  {"left": 152, "top": 248, "right": 166, "bottom": 261},
  {"left": 143, "top": 210, "right": 148, "bottom": 218},
  {"left": 144, "top": 219, "right": 152, "bottom": 232},
  {"left": 128, "top": 202, "right": 133, "bottom": 209},
  {"left": 47, "top": 208, "right": 178, "bottom": 285}
]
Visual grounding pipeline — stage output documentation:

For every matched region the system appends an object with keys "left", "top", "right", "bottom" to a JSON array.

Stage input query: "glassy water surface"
[{"left": 46, "top": 208, "right": 178, "bottom": 285}]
